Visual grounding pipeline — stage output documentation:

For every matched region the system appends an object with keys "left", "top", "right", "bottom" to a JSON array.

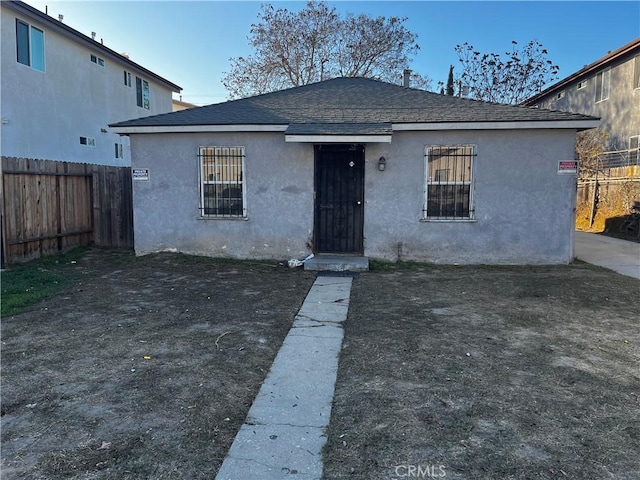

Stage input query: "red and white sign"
[{"left": 557, "top": 161, "right": 578, "bottom": 174}]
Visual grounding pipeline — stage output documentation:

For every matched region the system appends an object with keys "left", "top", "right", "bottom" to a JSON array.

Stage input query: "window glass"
[
  {"left": 199, "top": 147, "right": 246, "bottom": 218},
  {"left": 30, "top": 26, "right": 45, "bottom": 71},
  {"left": 602, "top": 69, "right": 610, "bottom": 100},
  {"left": 596, "top": 69, "right": 610, "bottom": 102},
  {"left": 136, "top": 77, "right": 143, "bottom": 107},
  {"left": 16, "top": 20, "right": 30, "bottom": 66},
  {"left": 142, "top": 80, "right": 150, "bottom": 109},
  {"left": 424, "top": 145, "right": 475, "bottom": 220}
]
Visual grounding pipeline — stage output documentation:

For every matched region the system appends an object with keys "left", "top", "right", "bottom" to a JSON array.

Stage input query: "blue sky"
[{"left": 25, "top": 1, "right": 640, "bottom": 105}]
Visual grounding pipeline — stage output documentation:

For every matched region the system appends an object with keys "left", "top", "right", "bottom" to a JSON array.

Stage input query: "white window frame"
[
  {"left": 595, "top": 69, "right": 610, "bottom": 102},
  {"left": 423, "top": 145, "right": 476, "bottom": 222},
  {"left": 79, "top": 136, "right": 95, "bottom": 147},
  {"left": 90, "top": 54, "right": 105, "bottom": 67},
  {"left": 198, "top": 146, "right": 247, "bottom": 219},
  {"left": 556, "top": 91, "right": 565, "bottom": 99},
  {"left": 136, "top": 76, "right": 150, "bottom": 109},
  {"left": 634, "top": 55, "right": 640, "bottom": 90},
  {"left": 16, "top": 19, "right": 45, "bottom": 72},
  {"left": 577, "top": 80, "right": 586, "bottom": 90}
]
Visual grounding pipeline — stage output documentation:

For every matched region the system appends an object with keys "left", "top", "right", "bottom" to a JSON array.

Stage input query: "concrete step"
[{"left": 304, "top": 255, "right": 369, "bottom": 272}]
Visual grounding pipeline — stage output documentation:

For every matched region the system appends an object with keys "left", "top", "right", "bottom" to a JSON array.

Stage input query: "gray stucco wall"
[
  {"left": 131, "top": 132, "right": 315, "bottom": 259},
  {"left": 364, "top": 130, "right": 576, "bottom": 264},
  {"left": 130, "top": 128, "right": 578, "bottom": 264}
]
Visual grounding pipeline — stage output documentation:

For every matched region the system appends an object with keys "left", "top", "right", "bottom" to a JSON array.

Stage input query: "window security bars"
[
  {"left": 198, "top": 147, "right": 246, "bottom": 218},
  {"left": 424, "top": 145, "right": 475, "bottom": 220}
]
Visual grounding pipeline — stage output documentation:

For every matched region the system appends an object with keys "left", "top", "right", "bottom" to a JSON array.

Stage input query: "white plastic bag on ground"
[{"left": 288, "top": 253, "right": 314, "bottom": 268}]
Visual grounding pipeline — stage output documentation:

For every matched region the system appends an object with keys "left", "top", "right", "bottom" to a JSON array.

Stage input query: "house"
[
  {"left": 523, "top": 39, "right": 639, "bottom": 237},
  {"left": 523, "top": 38, "right": 639, "bottom": 159},
  {"left": 1, "top": 0, "right": 181, "bottom": 167},
  {"left": 110, "top": 77, "right": 598, "bottom": 265},
  {"left": 172, "top": 98, "right": 197, "bottom": 112}
]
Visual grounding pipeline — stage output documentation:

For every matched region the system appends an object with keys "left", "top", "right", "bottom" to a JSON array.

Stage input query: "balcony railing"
[{"left": 597, "top": 148, "right": 640, "bottom": 168}]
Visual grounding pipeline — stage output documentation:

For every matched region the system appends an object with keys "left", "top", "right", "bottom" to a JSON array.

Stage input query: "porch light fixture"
[{"left": 378, "top": 156, "right": 387, "bottom": 171}]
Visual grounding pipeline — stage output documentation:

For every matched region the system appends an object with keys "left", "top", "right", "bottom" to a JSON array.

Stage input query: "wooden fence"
[{"left": 1, "top": 157, "right": 133, "bottom": 265}]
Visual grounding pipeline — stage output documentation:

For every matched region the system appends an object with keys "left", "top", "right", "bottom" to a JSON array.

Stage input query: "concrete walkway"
[
  {"left": 574, "top": 231, "right": 640, "bottom": 280},
  {"left": 215, "top": 275, "right": 353, "bottom": 480}
]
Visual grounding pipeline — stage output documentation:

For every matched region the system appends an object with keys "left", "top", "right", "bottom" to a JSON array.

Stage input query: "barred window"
[
  {"left": 424, "top": 145, "right": 475, "bottom": 220},
  {"left": 199, "top": 146, "right": 246, "bottom": 218}
]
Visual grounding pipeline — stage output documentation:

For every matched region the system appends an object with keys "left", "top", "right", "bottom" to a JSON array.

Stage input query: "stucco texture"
[
  {"left": 131, "top": 132, "right": 314, "bottom": 259},
  {"left": 130, "top": 129, "right": 577, "bottom": 264}
]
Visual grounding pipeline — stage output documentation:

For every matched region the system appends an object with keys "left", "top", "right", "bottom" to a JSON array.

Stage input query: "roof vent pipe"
[
  {"left": 58, "top": 14, "right": 63, "bottom": 22},
  {"left": 91, "top": 32, "right": 96, "bottom": 40},
  {"left": 403, "top": 69, "right": 412, "bottom": 88}
]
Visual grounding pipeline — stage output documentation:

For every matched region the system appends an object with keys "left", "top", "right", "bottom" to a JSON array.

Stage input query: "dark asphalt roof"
[
  {"left": 110, "top": 77, "right": 598, "bottom": 130},
  {"left": 285, "top": 123, "right": 393, "bottom": 135}
]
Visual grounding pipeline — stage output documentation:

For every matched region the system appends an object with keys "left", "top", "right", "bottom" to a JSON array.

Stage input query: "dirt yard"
[
  {"left": 323, "top": 263, "right": 640, "bottom": 479},
  {"left": 2, "top": 250, "right": 639, "bottom": 480},
  {"left": 1, "top": 249, "right": 315, "bottom": 479}
]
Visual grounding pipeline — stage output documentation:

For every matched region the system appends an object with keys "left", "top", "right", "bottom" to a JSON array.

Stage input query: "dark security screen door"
[{"left": 314, "top": 145, "right": 365, "bottom": 254}]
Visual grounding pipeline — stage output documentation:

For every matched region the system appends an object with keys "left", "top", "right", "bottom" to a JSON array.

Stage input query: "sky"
[{"left": 24, "top": 0, "right": 640, "bottom": 106}]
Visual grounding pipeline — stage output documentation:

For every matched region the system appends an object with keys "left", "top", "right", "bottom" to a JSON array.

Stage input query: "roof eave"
[
  {"left": 111, "top": 119, "right": 600, "bottom": 135},
  {"left": 110, "top": 124, "right": 289, "bottom": 134},
  {"left": 285, "top": 134, "right": 392, "bottom": 143},
  {"left": 523, "top": 37, "right": 640, "bottom": 105},
  {"left": 393, "top": 120, "right": 600, "bottom": 131},
  {"left": 4, "top": 0, "right": 182, "bottom": 93}
]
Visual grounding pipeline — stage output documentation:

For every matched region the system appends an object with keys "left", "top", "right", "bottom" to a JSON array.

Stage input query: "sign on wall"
[
  {"left": 557, "top": 161, "right": 578, "bottom": 175},
  {"left": 132, "top": 168, "right": 150, "bottom": 181}
]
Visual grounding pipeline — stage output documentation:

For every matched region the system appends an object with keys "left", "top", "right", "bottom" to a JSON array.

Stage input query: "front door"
[{"left": 314, "top": 144, "right": 365, "bottom": 254}]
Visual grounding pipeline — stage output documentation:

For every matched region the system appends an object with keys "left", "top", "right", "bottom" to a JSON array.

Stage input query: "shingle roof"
[
  {"left": 110, "top": 77, "right": 598, "bottom": 130},
  {"left": 285, "top": 123, "right": 392, "bottom": 136}
]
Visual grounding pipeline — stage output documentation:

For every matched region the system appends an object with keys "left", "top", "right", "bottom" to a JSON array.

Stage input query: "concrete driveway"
[{"left": 574, "top": 231, "right": 640, "bottom": 279}]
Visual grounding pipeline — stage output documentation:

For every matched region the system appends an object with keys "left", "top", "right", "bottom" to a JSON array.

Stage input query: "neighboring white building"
[{"left": 1, "top": 0, "right": 181, "bottom": 166}]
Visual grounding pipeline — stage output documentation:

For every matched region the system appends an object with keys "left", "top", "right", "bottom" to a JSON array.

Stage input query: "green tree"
[
  {"left": 455, "top": 40, "right": 559, "bottom": 104},
  {"left": 445, "top": 65, "right": 455, "bottom": 95},
  {"left": 222, "top": 1, "right": 430, "bottom": 98}
]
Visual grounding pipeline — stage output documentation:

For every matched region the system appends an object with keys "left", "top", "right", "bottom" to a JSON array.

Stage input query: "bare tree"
[
  {"left": 455, "top": 40, "right": 559, "bottom": 104},
  {"left": 576, "top": 129, "right": 609, "bottom": 179},
  {"left": 222, "top": 1, "right": 428, "bottom": 99}
]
